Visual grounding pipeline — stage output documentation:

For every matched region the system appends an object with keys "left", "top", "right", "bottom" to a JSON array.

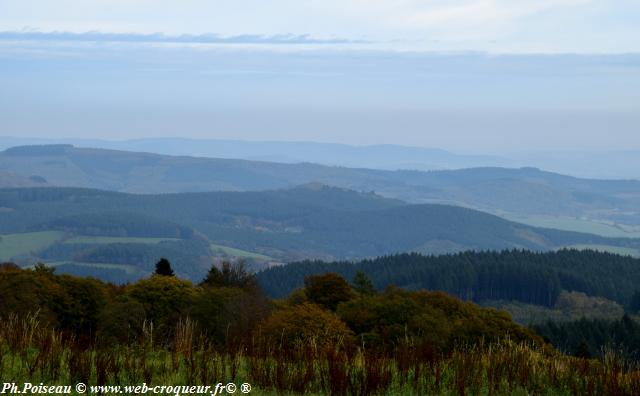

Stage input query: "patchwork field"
[
  {"left": 0, "top": 231, "right": 66, "bottom": 260},
  {"left": 210, "top": 243, "right": 273, "bottom": 260},
  {"left": 501, "top": 214, "right": 640, "bottom": 238},
  {"left": 63, "top": 236, "right": 180, "bottom": 245}
]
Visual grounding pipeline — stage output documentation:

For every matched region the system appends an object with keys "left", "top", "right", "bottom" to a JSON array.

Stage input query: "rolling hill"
[
  {"left": 1, "top": 145, "right": 639, "bottom": 229},
  {"left": 1, "top": 185, "right": 639, "bottom": 283}
]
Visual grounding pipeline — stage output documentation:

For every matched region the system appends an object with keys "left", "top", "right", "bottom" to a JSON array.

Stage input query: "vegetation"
[
  {"left": 2, "top": 186, "right": 639, "bottom": 286},
  {"left": 563, "top": 244, "right": 640, "bottom": 257},
  {"left": 482, "top": 291, "right": 625, "bottom": 325},
  {"left": 501, "top": 214, "right": 640, "bottom": 239},
  {"left": 210, "top": 243, "right": 273, "bottom": 260},
  {"left": 154, "top": 258, "right": 175, "bottom": 276},
  {"left": 258, "top": 250, "right": 640, "bottom": 309},
  {"left": 0, "top": 231, "right": 66, "bottom": 260},
  {"left": 3, "top": 145, "right": 640, "bottom": 230},
  {"left": 2, "top": 263, "right": 640, "bottom": 395},
  {"left": 64, "top": 235, "right": 179, "bottom": 245},
  {"left": 534, "top": 316, "right": 640, "bottom": 361}
]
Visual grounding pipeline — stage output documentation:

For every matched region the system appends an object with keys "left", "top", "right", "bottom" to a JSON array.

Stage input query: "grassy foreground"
[{"left": 2, "top": 315, "right": 640, "bottom": 396}]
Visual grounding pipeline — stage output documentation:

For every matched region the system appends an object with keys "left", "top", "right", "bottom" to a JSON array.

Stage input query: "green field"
[
  {"left": 210, "top": 243, "right": 273, "bottom": 260},
  {"left": 64, "top": 235, "right": 180, "bottom": 245},
  {"left": 564, "top": 244, "right": 640, "bottom": 257},
  {"left": 47, "top": 261, "right": 141, "bottom": 275},
  {"left": 0, "top": 231, "right": 66, "bottom": 261},
  {"left": 501, "top": 214, "right": 640, "bottom": 238}
]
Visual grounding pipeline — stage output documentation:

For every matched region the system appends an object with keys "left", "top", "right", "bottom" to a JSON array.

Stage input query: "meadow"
[
  {"left": 210, "top": 244, "right": 273, "bottom": 261},
  {"left": 500, "top": 214, "right": 640, "bottom": 239},
  {"left": 0, "top": 231, "right": 66, "bottom": 260},
  {"left": 3, "top": 314, "right": 640, "bottom": 396}
]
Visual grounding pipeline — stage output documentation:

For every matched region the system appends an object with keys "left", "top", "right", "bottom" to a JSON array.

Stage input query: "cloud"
[
  {"left": 0, "top": 0, "right": 638, "bottom": 53},
  {"left": 0, "top": 31, "right": 361, "bottom": 45}
]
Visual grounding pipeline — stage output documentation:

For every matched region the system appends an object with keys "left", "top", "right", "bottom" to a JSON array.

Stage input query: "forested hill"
[
  {"left": 256, "top": 250, "right": 640, "bottom": 307},
  {"left": 2, "top": 186, "right": 639, "bottom": 283},
  {"left": 1, "top": 144, "right": 640, "bottom": 227}
]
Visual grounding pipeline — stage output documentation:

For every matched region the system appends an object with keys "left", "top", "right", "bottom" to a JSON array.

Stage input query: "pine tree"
[
  {"left": 352, "top": 271, "right": 376, "bottom": 295},
  {"left": 628, "top": 291, "right": 640, "bottom": 314},
  {"left": 155, "top": 258, "right": 174, "bottom": 276}
]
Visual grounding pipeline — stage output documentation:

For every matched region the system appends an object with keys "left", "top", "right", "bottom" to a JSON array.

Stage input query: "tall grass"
[{"left": 2, "top": 315, "right": 640, "bottom": 395}]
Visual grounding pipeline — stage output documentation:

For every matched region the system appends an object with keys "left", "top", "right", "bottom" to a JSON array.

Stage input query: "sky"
[{"left": 1, "top": 0, "right": 639, "bottom": 151}]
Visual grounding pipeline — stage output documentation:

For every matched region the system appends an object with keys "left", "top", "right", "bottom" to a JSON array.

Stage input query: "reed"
[{"left": 3, "top": 314, "right": 640, "bottom": 395}]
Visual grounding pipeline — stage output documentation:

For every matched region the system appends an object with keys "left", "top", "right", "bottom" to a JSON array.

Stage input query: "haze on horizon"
[{"left": 1, "top": 0, "right": 639, "bottom": 152}]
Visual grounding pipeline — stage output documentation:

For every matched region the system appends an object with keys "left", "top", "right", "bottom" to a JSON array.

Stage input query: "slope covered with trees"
[
  {"left": 257, "top": 250, "right": 640, "bottom": 308},
  {"left": 2, "top": 186, "right": 639, "bottom": 284}
]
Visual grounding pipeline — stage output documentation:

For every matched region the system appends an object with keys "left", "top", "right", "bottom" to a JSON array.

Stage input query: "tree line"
[
  {"left": 0, "top": 260, "right": 539, "bottom": 353},
  {"left": 257, "top": 249, "right": 640, "bottom": 308}
]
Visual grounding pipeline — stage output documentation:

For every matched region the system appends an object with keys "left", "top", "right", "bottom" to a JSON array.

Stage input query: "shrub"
[
  {"left": 259, "top": 303, "right": 354, "bottom": 348},
  {"left": 304, "top": 273, "right": 354, "bottom": 311}
]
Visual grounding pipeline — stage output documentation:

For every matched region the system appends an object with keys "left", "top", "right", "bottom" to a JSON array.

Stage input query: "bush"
[
  {"left": 96, "top": 298, "right": 147, "bottom": 345},
  {"left": 190, "top": 287, "right": 270, "bottom": 345},
  {"left": 126, "top": 275, "right": 199, "bottom": 341},
  {"left": 259, "top": 303, "right": 354, "bottom": 348},
  {"left": 337, "top": 287, "right": 541, "bottom": 351},
  {"left": 304, "top": 273, "right": 354, "bottom": 311}
]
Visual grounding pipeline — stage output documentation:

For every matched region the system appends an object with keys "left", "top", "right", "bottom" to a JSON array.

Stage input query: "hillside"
[
  {"left": 0, "top": 137, "right": 511, "bottom": 171},
  {"left": 256, "top": 250, "right": 640, "bottom": 307},
  {"left": 1, "top": 145, "right": 639, "bottom": 230},
  {"left": 0, "top": 171, "right": 48, "bottom": 188},
  {"left": 1, "top": 186, "right": 639, "bottom": 283}
]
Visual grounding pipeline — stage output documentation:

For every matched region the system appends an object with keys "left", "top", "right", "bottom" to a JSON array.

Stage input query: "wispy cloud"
[{"left": 0, "top": 31, "right": 362, "bottom": 45}]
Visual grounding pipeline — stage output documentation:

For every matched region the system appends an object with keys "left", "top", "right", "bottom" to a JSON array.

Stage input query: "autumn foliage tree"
[
  {"left": 259, "top": 303, "right": 354, "bottom": 348},
  {"left": 304, "top": 272, "right": 354, "bottom": 311}
]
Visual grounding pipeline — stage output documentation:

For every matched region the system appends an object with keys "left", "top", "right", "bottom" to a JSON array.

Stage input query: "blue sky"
[
  {"left": 2, "top": 0, "right": 640, "bottom": 53},
  {"left": 0, "top": 1, "right": 639, "bottom": 150}
]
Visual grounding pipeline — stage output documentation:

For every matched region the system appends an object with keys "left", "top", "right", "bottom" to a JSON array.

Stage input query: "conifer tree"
[
  {"left": 154, "top": 258, "right": 174, "bottom": 276},
  {"left": 352, "top": 271, "right": 376, "bottom": 295}
]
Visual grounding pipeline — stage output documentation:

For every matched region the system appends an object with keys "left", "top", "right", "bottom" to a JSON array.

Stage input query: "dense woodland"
[
  {"left": 257, "top": 250, "right": 640, "bottom": 308},
  {"left": 0, "top": 260, "right": 538, "bottom": 351},
  {"left": 533, "top": 316, "right": 640, "bottom": 360}
]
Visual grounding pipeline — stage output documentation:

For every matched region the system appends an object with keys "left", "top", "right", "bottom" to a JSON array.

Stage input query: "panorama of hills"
[{"left": 1, "top": 143, "right": 639, "bottom": 288}]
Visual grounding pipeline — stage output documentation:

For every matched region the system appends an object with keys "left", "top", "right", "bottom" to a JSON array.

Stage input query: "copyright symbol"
[
  {"left": 76, "top": 383, "right": 87, "bottom": 393},
  {"left": 226, "top": 383, "right": 237, "bottom": 393}
]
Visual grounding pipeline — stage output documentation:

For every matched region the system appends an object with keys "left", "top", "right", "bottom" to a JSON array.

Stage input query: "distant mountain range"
[
  {"left": 2, "top": 136, "right": 640, "bottom": 180},
  {"left": 0, "top": 137, "right": 509, "bottom": 171},
  {"left": 1, "top": 144, "right": 639, "bottom": 228}
]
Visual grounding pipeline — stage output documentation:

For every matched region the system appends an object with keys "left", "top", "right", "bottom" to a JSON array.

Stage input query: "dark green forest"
[
  {"left": 533, "top": 316, "right": 640, "bottom": 360},
  {"left": 257, "top": 250, "right": 640, "bottom": 308}
]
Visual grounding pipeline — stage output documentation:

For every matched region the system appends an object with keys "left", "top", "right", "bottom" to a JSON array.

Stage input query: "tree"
[
  {"left": 155, "top": 258, "right": 174, "bottom": 276},
  {"left": 33, "top": 262, "right": 55, "bottom": 275},
  {"left": 259, "top": 303, "right": 354, "bottom": 348},
  {"left": 352, "top": 271, "right": 376, "bottom": 295},
  {"left": 304, "top": 273, "right": 354, "bottom": 311},
  {"left": 201, "top": 261, "right": 259, "bottom": 292},
  {"left": 628, "top": 290, "right": 640, "bottom": 314},
  {"left": 126, "top": 275, "right": 198, "bottom": 342}
]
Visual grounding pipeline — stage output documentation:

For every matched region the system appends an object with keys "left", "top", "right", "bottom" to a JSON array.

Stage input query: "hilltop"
[{"left": 1, "top": 145, "right": 639, "bottom": 231}]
